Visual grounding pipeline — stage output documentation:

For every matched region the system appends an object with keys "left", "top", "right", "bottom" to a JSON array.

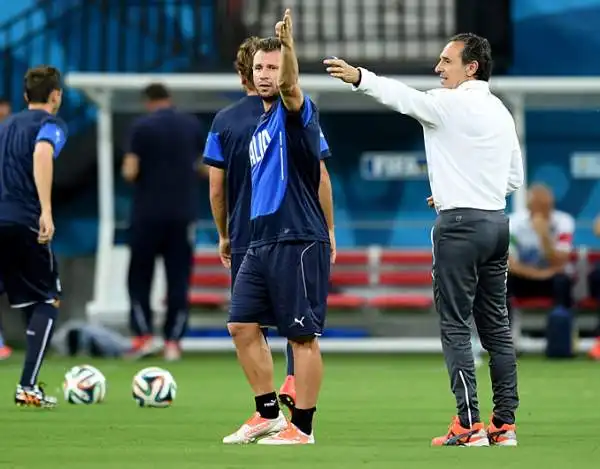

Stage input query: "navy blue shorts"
[
  {"left": 230, "top": 252, "right": 246, "bottom": 289},
  {"left": 0, "top": 224, "right": 61, "bottom": 308},
  {"left": 229, "top": 241, "right": 330, "bottom": 339}
]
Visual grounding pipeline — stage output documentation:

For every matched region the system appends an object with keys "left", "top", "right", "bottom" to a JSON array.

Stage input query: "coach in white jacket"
[{"left": 325, "top": 33, "right": 523, "bottom": 447}]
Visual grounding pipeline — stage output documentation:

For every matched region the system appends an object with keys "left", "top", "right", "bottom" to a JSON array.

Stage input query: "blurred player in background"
[
  {"left": 0, "top": 66, "right": 67, "bottom": 406},
  {"left": 223, "top": 10, "right": 332, "bottom": 445},
  {"left": 0, "top": 98, "right": 13, "bottom": 359},
  {"left": 204, "top": 36, "right": 334, "bottom": 417},
  {"left": 122, "top": 83, "right": 206, "bottom": 361}
]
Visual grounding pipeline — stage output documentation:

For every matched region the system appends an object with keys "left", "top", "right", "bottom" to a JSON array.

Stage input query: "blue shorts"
[
  {"left": 0, "top": 224, "right": 61, "bottom": 308},
  {"left": 230, "top": 252, "right": 246, "bottom": 289},
  {"left": 229, "top": 241, "right": 330, "bottom": 339}
]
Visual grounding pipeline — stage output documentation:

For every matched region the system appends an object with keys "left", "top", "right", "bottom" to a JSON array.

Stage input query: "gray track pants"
[{"left": 432, "top": 208, "right": 519, "bottom": 426}]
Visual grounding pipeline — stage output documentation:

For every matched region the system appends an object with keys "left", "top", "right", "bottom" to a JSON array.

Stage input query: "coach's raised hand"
[
  {"left": 275, "top": 9, "right": 294, "bottom": 47},
  {"left": 324, "top": 58, "right": 361, "bottom": 86}
]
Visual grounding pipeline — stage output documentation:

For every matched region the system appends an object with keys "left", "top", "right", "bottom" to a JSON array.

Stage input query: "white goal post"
[{"left": 66, "top": 72, "right": 600, "bottom": 353}]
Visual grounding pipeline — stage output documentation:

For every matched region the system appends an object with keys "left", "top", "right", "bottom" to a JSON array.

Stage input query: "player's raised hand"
[
  {"left": 275, "top": 8, "right": 294, "bottom": 47},
  {"left": 219, "top": 237, "right": 231, "bottom": 269},
  {"left": 38, "top": 210, "right": 54, "bottom": 244},
  {"left": 323, "top": 57, "right": 361, "bottom": 85}
]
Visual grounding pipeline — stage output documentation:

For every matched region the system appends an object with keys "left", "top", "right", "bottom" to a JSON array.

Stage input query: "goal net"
[{"left": 65, "top": 72, "right": 600, "bottom": 352}]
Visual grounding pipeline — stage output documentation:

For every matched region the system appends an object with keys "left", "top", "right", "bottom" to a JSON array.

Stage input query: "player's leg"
[
  {"left": 278, "top": 341, "right": 296, "bottom": 412},
  {"left": 258, "top": 241, "right": 330, "bottom": 445},
  {"left": 0, "top": 225, "right": 60, "bottom": 407},
  {"left": 161, "top": 221, "right": 194, "bottom": 361},
  {"left": 223, "top": 248, "right": 285, "bottom": 444},
  {"left": 126, "top": 220, "right": 160, "bottom": 357},
  {"left": 0, "top": 284, "right": 13, "bottom": 359},
  {"left": 587, "top": 266, "right": 600, "bottom": 359},
  {"left": 472, "top": 213, "right": 518, "bottom": 446},
  {"left": 430, "top": 212, "right": 488, "bottom": 447}
]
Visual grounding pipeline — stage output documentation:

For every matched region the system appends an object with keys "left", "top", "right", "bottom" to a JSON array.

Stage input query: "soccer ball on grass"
[
  {"left": 132, "top": 367, "right": 177, "bottom": 407},
  {"left": 63, "top": 365, "right": 107, "bottom": 404}
]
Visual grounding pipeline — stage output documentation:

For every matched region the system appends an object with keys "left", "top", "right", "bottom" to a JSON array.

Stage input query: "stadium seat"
[
  {"left": 380, "top": 250, "right": 432, "bottom": 264},
  {"left": 191, "top": 272, "right": 230, "bottom": 288},
  {"left": 334, "top": 251, "right": 369, "bottom": 265},
  {"left": 189, "top": 292, "right": 228, "bottom": 307},
  {"left": 379, "top": 271, "right": 432, "bottom": 286},
  {"left": 328, "top": 293, "right": 366, "bottom": 309},
  {"left": 331, "top": 271, "right": 370, "bottom": 286},
  {"left": 578, "top": 297, "right": 598, "bottom": 310},
  {"left": 193, "top": 252, "right": 223, "bottom": 266},
  {"left": 511, "top": 298, "right": 553, "bottom": 309},
  {"left": 587, "top": 251, "right": 600, "bottom": 264},
  {"left": 368, "top": 295, "right": 433, "bottom": 309}
]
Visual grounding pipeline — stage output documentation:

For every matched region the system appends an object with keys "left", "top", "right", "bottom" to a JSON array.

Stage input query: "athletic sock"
[
  {"left": 255, "top": 392, "right": 279, "bottom": 419},
  {"left": 285, "top": 342, "right": 295, "bottom": 376},
  {"left": 20, "top": 303, "right": 58, "bottom": 387},
  {"left": 291, "top": 407, "right": 316, "bottom": 435}
]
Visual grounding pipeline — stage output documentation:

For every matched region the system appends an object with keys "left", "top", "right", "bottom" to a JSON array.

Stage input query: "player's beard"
[{"left": 260, "top": 91, "right": 279, "bottom": 103}]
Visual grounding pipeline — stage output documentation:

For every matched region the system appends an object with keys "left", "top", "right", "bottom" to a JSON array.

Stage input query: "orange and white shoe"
[
  {"left": 588, "top": 338, "right": 600, "bottom": 360},
  {"left": 431, "top": 416, "right": 489, "bottom": 447},
  {"left": 222, "top": 411, "right": 287, "bottom": 444},
  {"left": 278, "top": 375, "right": 296, "bottom": 412},
  {"left": 257, "top": 422, "right": 315, "bottom": 445},
  {"left": 0, "top": 345, "right": 12, "bottom": 360},
  {"left": 126, "top": 335, "right": 158, "bottom": 359},
  {"left": 487, "top": 419, "right": 517, "bottom": 446},
  {"left": 164, "top": 341, "right": 181, "bottom": 362}
]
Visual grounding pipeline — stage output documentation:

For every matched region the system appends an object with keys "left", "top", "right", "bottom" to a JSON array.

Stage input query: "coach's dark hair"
[
  {"left": 450, "top": 33, "right": 493, "bottom": 82},
  {"left": 24, "top": 66, "right": 62, "bottom": 103},
  {"left": 255, "top": 37, "right": 282, "bottom": 54},
  {"left": 235, "top": 36, "right": 260, "bottom": 85},
  {"left": 143, "top": 83, "right": 170, "bottom": 101}
]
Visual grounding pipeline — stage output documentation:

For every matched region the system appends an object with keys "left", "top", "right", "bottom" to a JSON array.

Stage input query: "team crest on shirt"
[{"left": 249, "top": 129, "right": 272, "bottom": 167}]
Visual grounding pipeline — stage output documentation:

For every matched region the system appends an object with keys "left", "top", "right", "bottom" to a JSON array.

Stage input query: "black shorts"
[
  {"left": 229, "top": 241, "right": 330, "bottom": 339},
  {"left": 0, "top": 224, "right": 60, "bottom": 308},
  {"left": 230, "top": 252, "right": 246, "bottom": 290}
]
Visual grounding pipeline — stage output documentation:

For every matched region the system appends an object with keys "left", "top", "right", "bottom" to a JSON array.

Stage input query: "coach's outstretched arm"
[
  {"left": 276, "top": 9, "right": 303, "bottom": 112},
  {"left": 324, "top": 58, "right": 443, "bottom": 127}
]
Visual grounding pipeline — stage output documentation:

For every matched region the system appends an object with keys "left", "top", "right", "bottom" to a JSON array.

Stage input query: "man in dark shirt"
[
  {"left": 122, "top": 83, "right": 205, "bottom": 361},
  {"left": 222, "top": 14, "right": 331, "bottom": 445},
  {"left": 205, "top": 36, "right": 335, "bottom": 425},
  {"left": 0, "top": 66, "right": 67, "bottom": 407}
]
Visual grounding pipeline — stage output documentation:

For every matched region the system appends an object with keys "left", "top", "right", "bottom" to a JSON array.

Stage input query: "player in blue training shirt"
[
  {"left": 222, "top": 11, "right": 332, "bottom": 445},
  {"left": 204, "top": 37, "right": 335, "bottom": 421},
  {"left": 0, "top": 66, "right": 68, "bottom": 407}
]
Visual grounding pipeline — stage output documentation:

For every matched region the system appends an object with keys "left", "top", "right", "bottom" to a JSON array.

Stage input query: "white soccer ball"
[
  {"left": 132, "top": 367, "right": 177, "bottom": 408},
  {"left": 63, "top": 365, "right": 107, "bottom": 404}
]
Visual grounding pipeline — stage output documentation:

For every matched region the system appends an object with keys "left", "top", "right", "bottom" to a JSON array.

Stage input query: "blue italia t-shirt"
[
  {"left": 203, "top": 95, "right": 331, "bottom": 254},
  {"left": 0, "top": 109, "right": 68, "bottom": 229},
  {"left": 248, "top": 95, "right": 329, "bottom": 247}
]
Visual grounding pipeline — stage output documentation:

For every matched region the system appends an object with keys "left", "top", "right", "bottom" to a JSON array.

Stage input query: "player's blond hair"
[{"left": 235, "top": 36, "right": 260, "bottom": 92}]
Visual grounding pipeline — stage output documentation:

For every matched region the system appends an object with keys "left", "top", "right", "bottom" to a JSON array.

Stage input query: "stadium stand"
[{"left": 188, "top": 248, "right": 600, "bottom": 315}]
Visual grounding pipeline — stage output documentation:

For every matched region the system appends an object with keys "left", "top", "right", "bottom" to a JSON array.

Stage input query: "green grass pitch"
[{"left": 0, "top": 353, "right": 599, "bottom": 468}]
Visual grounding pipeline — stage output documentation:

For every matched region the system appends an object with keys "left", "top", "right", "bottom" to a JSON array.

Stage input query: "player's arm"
[
  {"left": 209, "top": 167, "right": 227, "bottom": 238},
  {"left": 542, "top": 216, "right": 574, "bottom": 269},
  {"left": 324, "top": 59, "right": 444, "bottom": 127},
  {"left": 33, "top": 142, "right": 54, "bottom": 215},
  {"left": 506, "top": 129, "right": 524, "bottom": 195},
  {"left": 276, "top": 9, "right": 303, "bottom": 112},
  {"left": 122, "top": 153, "right": 140, "bottom": 182},
  {"left": 122, "top": 121, "right": 144, "bottom": 182}
]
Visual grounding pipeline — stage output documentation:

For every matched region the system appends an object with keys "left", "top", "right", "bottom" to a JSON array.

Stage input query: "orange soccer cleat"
[
  {"left": 431, "top": 416, "right": 489, "bottom": 447},
  {"left": 487, "top": 418, "right": 518, "bottom": 446},
  {"left": 257, "top": 422, "right": 315, "bottom": 445}
]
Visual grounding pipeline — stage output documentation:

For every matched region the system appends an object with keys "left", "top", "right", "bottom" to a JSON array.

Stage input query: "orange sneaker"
[
  {"left": 164, "top": 341, "right": 181, "bottom": 362},
  {"left": 588, "top": 338, "right": 600, "bottom": 360},
  {"left": 0, "top": 345, "right": 13, "bottom": 360},
  {"left": 222, "top": 411, "right": 287, "bottom": 444},
  {"left": 126, "top": 335, "right": 158, "bottom": 359},
  {"left": 487, "top": 418, "right": 517, "bottom": 446},
  {"left": 278, "top": 375, "right": 296, "bottom": 412},
  {"left": 431, "top": 416, "right": 489, "bottom": 447},
  {"left": 257, "top": 422, "right": 315, "bottom": 445}
]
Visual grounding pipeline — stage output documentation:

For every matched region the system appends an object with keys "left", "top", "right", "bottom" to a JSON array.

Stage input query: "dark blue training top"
[
  {"left": 0, "top": 109, "right": 68, "bottom": 229},
  {"left": 203, "top": 95, "right": 331, "bottom": 254},
  {"left": 127, "top": 107, "right": 205, "bottom": 223},
  {"left": 249, "top": 95, "right": 329, "bottom": 248}
]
